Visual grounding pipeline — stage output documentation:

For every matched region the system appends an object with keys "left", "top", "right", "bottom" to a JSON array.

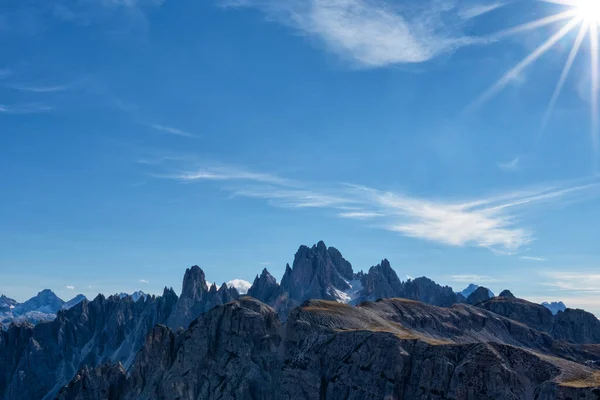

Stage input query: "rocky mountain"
[
  {"left": 62, "top": 294, "right": 87, "bottom": 311},
  {"left": 0, "top": 288, "right": 179, "bottom": 400},
  {"left": 543, "top": 301, "right": 567, "bottom": 315},
  {"left": 247, "top": 243, "right": 464, "bottom": 316},
  {"left": 465, "top": 286, "right": 493, "bottom": 305},
  {"left": 459, "top": 283, "right": 495, "bottom": 299},
  {"left": 15, "top": 289, "right": 64, "bottom": 314},
  {"left": 58, "top": 297, "right": 600, "bottom": 400},
  {"left": 3, "top": 241, "right": 600, "bottom": 399},
  {"left": 165, "top": 266, "right": 240, "bottom": 329},
  {"left": 0, "top": 296, "right": 17, "bottom": 313},
  {"left": 0, "top": 289, "right": 65, "bottom": 329}
]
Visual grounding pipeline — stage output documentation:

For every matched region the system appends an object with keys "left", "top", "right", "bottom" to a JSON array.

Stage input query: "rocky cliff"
[{"left": 58, "top": 297, "right": 600, "bottom": 400}]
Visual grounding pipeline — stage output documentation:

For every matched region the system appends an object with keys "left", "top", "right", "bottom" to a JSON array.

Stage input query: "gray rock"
[{"left": 59, "top": 298, "right": 600, "bottom": 400}]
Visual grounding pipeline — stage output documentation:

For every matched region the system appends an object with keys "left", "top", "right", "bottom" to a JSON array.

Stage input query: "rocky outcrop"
[
  {"left": 553, "top": 308, "right": 600, "bottom": 344},
  {"left": 479, "top": 296, "right": 554, "bottom": 334},
  {"left": 360, "top": 259, "right": 403, "bottom": 301},
  {"left": 58, "top": 298, "right": 600, "bottom": 400},
  {"left": 402, "top": 277, "right": 461, "bottom": 307},
  {"left": 58, "top": 363, "right": 127, "bottom": 400},
  {"left": 465, "top": 286, "right": 493, "bottom": 305},
  {"left": 166, "top": 266, "right": 240, "bottom": 330},
  {"left": 248, "top": 268, "right": 281, "bottom": 304},
  {"left": 280, "top": 241, "right": 354, "bottom": 303},
  {"left": 499, "top": 289, "right": 515, "bottom": 298}
]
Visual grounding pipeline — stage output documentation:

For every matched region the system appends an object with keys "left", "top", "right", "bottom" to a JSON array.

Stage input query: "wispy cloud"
[
  {"left": 161, "top": 166, "right": 292, "bottom": 186},
  {"left": 8, "top": 84, "right": 69, "bottom": 93},
  {"left": 0, "top": 69, "right": 11, "bottom": 79},
  {"left": 458, "top": 3, "right": 504, "bottom": 20},
  {"left": 149, "top": 123, "right": 196, "bottom": 138},
  {"left": 220, "top": 0, "right": 488, "bottom": 67},
  {"left": 541, "top": 271, "right": 600, "bottom": 293},
  {"left": 156, "top": 162, "right": 600, "bottom": 253},
  {"left": 498, "top": 157, "right": 520, "bottom": 172},
  {"left": 139, "top": 279, "right": 149, "bottom": 284},
  {"left": 448, "top": 274, "right": 500, "bottom": 283},
  {"left": 66, "top": 285, "right": 75, "bottom": 290},
  {"left": 520, "top": 256, "right": 546, "bottom": 262},
  {"left": 0, "top": 104, "right": 52, "bottom": 114}
]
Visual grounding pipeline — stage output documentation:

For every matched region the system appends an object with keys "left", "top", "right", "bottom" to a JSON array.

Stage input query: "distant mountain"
[
  {"left": 63, "top": 294, "right": 87, "bottom": 310},
  {"left": 15, "top": 289, "right": 64, "bottom": 315},
  {"left": 458, "top": 283, "right": 495, "bottom": 299},
  {"left": 116, "top": 291, "right": 148, "bottom": 302},
  {"left": 1, "top": 289, "right": 65, "bottom": 329},
  {"left": 0, "top": 295, "right": 17, "bottom": 313},
  {"left": 542, "top": 301, "right": 567, "bottom": 315}
]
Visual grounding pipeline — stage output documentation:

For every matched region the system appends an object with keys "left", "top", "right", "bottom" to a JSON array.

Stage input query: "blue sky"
[{"left": 1, "top": 0, "right": 600, "bottom": 313}]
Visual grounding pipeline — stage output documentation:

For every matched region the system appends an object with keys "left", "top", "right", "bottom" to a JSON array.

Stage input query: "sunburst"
[{"left": 470, "top": 0, "right": 600, "bottom": 165}]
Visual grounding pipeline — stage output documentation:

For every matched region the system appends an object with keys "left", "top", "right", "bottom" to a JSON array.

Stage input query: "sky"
[{"left": 1, "top": 0, "right": 600, "bottom": 314}]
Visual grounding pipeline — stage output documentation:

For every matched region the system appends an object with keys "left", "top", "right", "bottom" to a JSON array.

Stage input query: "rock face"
[
  {"left": 58, "top": 298, "right": 600, "bottom": 400},
  {"left": 247, "top": 268, "right": 281, "bottom": 304},
  {"left": 280, "top": 241, "right": 354, "bottom": 303},
  {"left": 360, "top": 259, "right": 403, "bottom": 301},
  {"left": 478, "top": 296, "right": 600, "bottom": 345},
  {"left": 543, "top": 301, "right": 567, "bottom": 315},
  {"left": 553, "top": 308, "right": 600, "bottom": 344}
]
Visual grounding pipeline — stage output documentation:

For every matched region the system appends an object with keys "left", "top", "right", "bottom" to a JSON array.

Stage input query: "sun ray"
[
  {"left": 540, "top": 22, "right": 589, "bottom": 134},
  {"left": 489, "top": 10, "right": 579, "bottom": 40},
  {"left": 468, "top": 17, "right": 583, "bottom": 111},
  {"left": 590, "top": 21, "right": 599, "bottom": 165}
]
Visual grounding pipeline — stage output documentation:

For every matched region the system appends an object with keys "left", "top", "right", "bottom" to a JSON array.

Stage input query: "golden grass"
[{"left": 559, "top": 371, "right": 600, "bottom": 388}]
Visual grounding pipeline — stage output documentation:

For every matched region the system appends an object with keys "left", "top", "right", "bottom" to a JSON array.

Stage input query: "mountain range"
[{"left": 1, "top": 241, "right": 598, "bottom": 399}]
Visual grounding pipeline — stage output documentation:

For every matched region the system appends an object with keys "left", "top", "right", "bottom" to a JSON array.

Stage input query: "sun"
[
  {"left": 575, "top": 0, "right": 600, "bottom": 24},
  {"left": 469, "top": 0, "right": 600, "bottom": 168}
]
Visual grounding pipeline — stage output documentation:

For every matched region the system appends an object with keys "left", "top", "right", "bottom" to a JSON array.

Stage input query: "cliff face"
[{"left": 58, "top": 298, "right": 600, "bottom": 400}]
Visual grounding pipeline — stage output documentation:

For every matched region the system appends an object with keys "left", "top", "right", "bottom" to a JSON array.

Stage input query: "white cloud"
[
  {"left": 66, "top": 285, "right": 75, "bottom": 290},
  {"left": 221, "top": 0, "right": 486, "bottom": 67},
  {"left": 0, "top": 104, "right": 52, "bottom": 114},
  {"left": 163, "top": 165, "right": 291, "bottom": 186},
  {"left": 139, "top": 279, "right": 149, "bottom": 284},
  {"left": 157, "top": 163, "right": 600, "bottom": 253},
  {"left": 9, "top": 84, "right": 68, "bottom": 93},
  {"left": 520, "top": 256, "right": 546, "bottom": 261},
  {"left": 338, "top": 211, "right": 384, "bottom": 219},
  {"left": 149, "top": 123, "right": 196, "bottom": 138},
  {"left": 541, "top": 271, "right": 600, "bottom": 293},
  {"left": 227, "top": 279, "right": 252, "bottom": 294},
  {"left": 498, "top": 157, "right": 520, "bottom": 172},
  {"left": 458, "top": 3, "right": 504, "bottom": 20},
  {"left": 448, "top": 274, "right": 499, "bottom": 283}
]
